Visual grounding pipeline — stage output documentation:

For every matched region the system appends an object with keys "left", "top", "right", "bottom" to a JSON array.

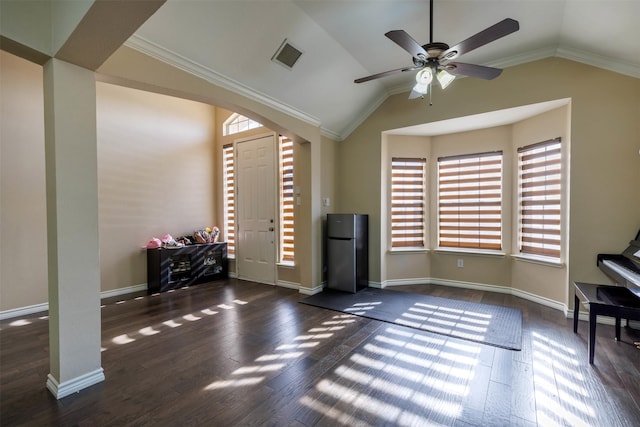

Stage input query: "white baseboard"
[
  {"left": 0, "top": 302, "right": 50, "bottom": 321},
  {"left": 276, "top": 280, "right": 301, "bottom": 291},
  {"left": 0, "top": 283, "right": 148, "bottom": 320},
  {"left": 99, "top": 283, "right": 147, "bottom": 299},
  {"left": 46, "top": 368, "right": 105, "bottom": 399},
  {"left": 383, "top": 277, "right": 566, "bottom": 313},
  {"left": 298, "top": 285, "right": 324, "bottom": 295},
  {"left": 381, "top": 277, "right": 640, "bottom": 328}
]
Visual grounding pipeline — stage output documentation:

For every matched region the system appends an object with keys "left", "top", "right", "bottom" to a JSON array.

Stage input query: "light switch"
[{"left": 322, "top": 197, "right": 331, "bottom": 207}]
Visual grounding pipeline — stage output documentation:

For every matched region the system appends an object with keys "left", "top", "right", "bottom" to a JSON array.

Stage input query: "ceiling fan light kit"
[{"left": 354, "top": 0, "right": 520, "bottom": 105}]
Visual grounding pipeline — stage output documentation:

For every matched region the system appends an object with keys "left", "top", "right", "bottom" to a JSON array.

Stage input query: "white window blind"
[
  {"left": 518, "top": 138, "right": 562, "bottom": 259},
  {"left": 438, "top": 152, "right": 503, "bottom": 250},
  {"left": 279, "top": 136, "right": 295, "bottom": 263},
  {"left": 391, "top": 157, "right": 426, "bottom": 248},
  {"left": 222, "top": 143, "right": 235, "bottom": 258}
]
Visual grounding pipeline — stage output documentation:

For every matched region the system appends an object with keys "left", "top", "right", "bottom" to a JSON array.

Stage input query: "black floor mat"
[{"left": 300, "top": 287, "right": 522, "bottom": 350}]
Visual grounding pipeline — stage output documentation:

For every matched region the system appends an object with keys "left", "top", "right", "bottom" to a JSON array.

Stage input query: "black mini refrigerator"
[{"left": 326, "top": 213, "right": 368, "bottom": 293}]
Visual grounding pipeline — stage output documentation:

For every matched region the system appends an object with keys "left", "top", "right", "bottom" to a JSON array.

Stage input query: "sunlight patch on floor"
[
  {"left": 531, "top": 331, "right": 596, "bottom": 426},
  {"left": 232, "top": 363, "right": 285, "bottom": 375},
  {"left": 298, "top": 396, "right": 368, "bottom": 426},
  {"left": 139, "top": 326, "right": 160, "bottom": 336},
  {"left": 112, "top": 334, "right": 135, "bottom": 345},
  {"left": 204, "top": 376, "right": 264, "bottom": 390},
  {"left": 100, "top": 294, "right": 242, "bottom": 351},
  {"left": 298, "top": 321, "right": 481, "bottom": 424},
  {"left": 202, "top": 313, "right": 355, "bottom": 392}
]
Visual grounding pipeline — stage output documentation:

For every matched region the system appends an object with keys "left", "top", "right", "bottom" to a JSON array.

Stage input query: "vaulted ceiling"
[{"left": 126, "top": 0, "right": 639, "bottom": 140}]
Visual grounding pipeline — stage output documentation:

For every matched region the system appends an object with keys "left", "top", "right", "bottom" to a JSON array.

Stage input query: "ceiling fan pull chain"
[{"left": 429, "top": 83, "right": 433, "bottom": 106}]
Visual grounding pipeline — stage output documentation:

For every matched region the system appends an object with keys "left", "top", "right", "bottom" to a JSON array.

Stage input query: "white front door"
[{"left": 236, "top": 134, "right": 276, "bottom": 284}]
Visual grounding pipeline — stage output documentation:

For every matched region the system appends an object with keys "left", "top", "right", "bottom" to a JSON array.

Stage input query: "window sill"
[
  {"left": 277, "top": 262, "right": 296, "bottom": 268},
  {"left": 511, "top": 254, "right": 565, "bottom": 268},
  {"left": 389, "top": 248, "right": 430, "bottom": 254},
  {"left": 434, "top": 248, "right": 506, "bottom": 258}
]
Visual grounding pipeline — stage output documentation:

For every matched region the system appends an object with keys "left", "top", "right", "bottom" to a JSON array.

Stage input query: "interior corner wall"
[
  {"left": 96, "top": 82, "right": 217, "bottom": 293},
  {"left": 319, "top": 135, "right": 339, "bottom": 282},
  {"left": 0, "top": 50, "right": 49, "bottom": 311},
  {"left": 510, "top": 105, "right": 570, "bottom": 304},
  {"left": 382, "top": 134, "right": 432, "bottom": 284}
]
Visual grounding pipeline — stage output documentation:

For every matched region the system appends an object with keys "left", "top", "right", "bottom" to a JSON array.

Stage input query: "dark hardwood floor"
[{"left": 1, "top": 279, "right": 639, "bottom": 426}]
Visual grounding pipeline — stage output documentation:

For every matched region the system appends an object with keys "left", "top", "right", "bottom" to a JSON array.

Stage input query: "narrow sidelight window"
[
  {"left": 279, "top": 136, "right": 295, "bottom": 263},
  {"left": 518, "top": 138, "right": 562, "bottom": 259},
  {"left": 222, "top": 143, "right": 235, "bottom": 258},
  {"left": 438, "top": 152, "right": 503, "bottom": 250},
  {"left": 391, "top": 157, "right": 427, "bottom": 248}
]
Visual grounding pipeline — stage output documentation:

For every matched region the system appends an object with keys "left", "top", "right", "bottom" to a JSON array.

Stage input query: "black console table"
[
  {"left": 147, "top": 243, "right": 228, "bottom": 294},
  {"left": 573, "top": 282, "right": 640, "bottom": 364}
]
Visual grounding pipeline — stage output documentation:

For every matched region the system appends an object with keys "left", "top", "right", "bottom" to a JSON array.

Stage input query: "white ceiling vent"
[{"left": 272, "top": 39, "right": 303, "bottom": 69}]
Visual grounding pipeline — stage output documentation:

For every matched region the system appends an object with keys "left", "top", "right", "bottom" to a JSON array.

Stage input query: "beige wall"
[
  {"left": 0, "top": 52, "right": 219, "bottom": 310},
  {"left": 340, "top": 57, "right": 640, "bottom": 307},
  {"left": 96, "top": 82, "right": 217, "bottom": 292},
  {"left": 381, "top": 134, "right": 432, "bottom": 284},
  {"left": 0, "top": 51, "right": 49, "bottom": 311},
  {"left": 510, "top": 106, "right": 571, "bottom": 303},
  {"left": 99, "top": 46, "right": 323, "bottom": 290},
  {"left": 3, "top": 49, "right": 638, "bottom": 312}
]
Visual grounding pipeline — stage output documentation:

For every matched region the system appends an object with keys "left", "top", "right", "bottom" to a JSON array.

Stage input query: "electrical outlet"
[{"left": 457, "top": 259, "right": 464, "bottom": 268}]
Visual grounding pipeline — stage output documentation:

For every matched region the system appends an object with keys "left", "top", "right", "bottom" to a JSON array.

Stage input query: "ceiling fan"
[{"left": 354, "top": 0, "right": 520, "bottom": 100}]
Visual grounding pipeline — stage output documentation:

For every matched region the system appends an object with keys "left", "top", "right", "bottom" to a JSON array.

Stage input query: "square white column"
[{"left": 43, "top": 58, "right": 103, "bottom": 399}]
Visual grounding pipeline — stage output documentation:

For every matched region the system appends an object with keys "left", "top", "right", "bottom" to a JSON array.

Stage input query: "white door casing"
[{"left": 236, "top": 134, "right": 276, "bottom": 284}]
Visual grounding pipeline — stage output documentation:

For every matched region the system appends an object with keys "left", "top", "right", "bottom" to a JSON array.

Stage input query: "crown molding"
[
  {"left": 486, "top": 46, "right": 558, "bottom": 69},
  {"left": 320, "top": 125, "right": 343, "bottom": 141},
  {"left": 124, "top": 35, "right": 322, "bottom": 129},
  {"left": 122, "top": 36, "right": 638, "bottom": 144},
  {"left": 556, "top": 46, "right": 640, "bottom": 79}
]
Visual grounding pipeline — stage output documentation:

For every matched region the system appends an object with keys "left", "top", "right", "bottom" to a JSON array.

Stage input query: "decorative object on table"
[
  {"left": 194, "top": 226, "right": 220, "bottom": 244},
  {"left": 161, "top": 234, "right": 183, "bottom": 248},
  {"left": 175, "top": 235, "right": 193, "bottom": 246},
  {"left": 144, "top": 237, "right": 163, "bottom": 249}
]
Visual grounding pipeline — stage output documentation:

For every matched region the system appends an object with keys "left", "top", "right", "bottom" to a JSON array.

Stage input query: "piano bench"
[{"left": 573, "top": 282, "right": 640, "bottom": 364}]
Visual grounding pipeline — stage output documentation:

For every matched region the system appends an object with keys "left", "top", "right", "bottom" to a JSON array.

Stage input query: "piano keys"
[{"left": 597, "top": 228, "right": 640, "bottom": 297}]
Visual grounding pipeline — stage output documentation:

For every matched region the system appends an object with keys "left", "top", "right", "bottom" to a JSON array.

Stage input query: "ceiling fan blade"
[
  {"left": 354, "top": 66, "right": 420, "bottom": 84},
  {"left": 445, "top": 62, "right": 503, "bottom": 80},
  {"left": 440, "top": 18, "right": 519, "bottom": 63},
  {"left": 385, "top": 30, "right": 428, "bottom": 59}
]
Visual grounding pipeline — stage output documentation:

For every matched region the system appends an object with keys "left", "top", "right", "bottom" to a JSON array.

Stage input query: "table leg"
[
  {"left": 615, "top": 316, "right": 621, "bottom": 341},
  {"left": 589, "top": 310, "right": 597, "bottom": 364},
  {"left": 573, "top": 294, "right": 579, "bottom": 333}
]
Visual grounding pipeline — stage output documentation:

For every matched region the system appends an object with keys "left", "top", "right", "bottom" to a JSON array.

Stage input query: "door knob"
[{"left": 269, "top": 227, "right": 274, "bottom": 232}]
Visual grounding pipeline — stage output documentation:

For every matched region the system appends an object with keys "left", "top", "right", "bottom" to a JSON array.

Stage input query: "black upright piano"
[{"left": 597, "top": 228, "right": 640, "bottom": 298}]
